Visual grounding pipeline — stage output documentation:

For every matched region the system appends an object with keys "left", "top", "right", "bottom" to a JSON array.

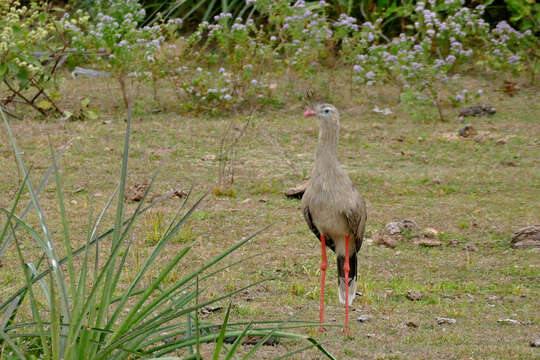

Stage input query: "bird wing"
[
  {"left": 343, "top": 191, "right": 367, "bottom": 253},
  {"left": 303, "top": 205, "right": 336, "bottom": 252}
]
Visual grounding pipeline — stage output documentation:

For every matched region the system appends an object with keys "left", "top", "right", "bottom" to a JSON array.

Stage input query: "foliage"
[
  {"left": 65, "top": 0, "right": 177, "bottom": 107},
  {"left": 0, "top": 1, "right": 76, "bottom": 116},
  {"left": 503, "top": 0, "right": 540, "bottom": 31},
  {"left": 0, "top": 107, "right": 335, "bottom": 359},
  {"left": 1, "top": 0, "right": 538, "bottom": 117}
]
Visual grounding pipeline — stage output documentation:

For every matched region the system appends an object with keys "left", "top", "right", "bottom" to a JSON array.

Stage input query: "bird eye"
[{"left": 323, "top": 108, "right": 331, "bottom": 114}]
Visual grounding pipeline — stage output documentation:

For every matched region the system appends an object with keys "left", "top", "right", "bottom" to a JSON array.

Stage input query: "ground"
[{"left": 0, "top": 71, "right": 539, "bottom": 359}]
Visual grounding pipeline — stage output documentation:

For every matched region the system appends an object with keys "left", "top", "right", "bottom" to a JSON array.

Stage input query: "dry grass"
[{"left": 0, "top": 70, "right": 539, "bottom": 359}]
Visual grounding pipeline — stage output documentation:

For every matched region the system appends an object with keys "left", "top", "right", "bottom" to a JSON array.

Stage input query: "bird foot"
[
  {"left": 318, "top": 326, "right": 327, "bottom": 334},
  {"left": 342, "top": 328, "right": 352, "bottom": 338}
]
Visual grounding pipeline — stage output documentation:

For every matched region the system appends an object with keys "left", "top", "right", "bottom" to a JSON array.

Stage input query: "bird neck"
[{"left": 315, "top": 122, "right": 340, "bottom": 172}]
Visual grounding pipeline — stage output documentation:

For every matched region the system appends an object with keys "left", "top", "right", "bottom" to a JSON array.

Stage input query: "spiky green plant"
[{"left": 0, "top": 107, "right": 335, "bottom": 359}]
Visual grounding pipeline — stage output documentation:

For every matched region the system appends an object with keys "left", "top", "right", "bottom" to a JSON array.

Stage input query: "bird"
[{"left": 301, "top": 103, "right": 367, "bottom": 333}]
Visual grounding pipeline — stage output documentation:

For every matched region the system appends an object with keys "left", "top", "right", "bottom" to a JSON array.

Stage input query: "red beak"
[{"left": 304, "top": 109, "right": 316, "bottom": 117}]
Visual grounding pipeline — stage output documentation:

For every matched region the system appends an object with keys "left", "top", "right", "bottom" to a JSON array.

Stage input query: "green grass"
[{"left": 0, "top": 69, "right": 539, "bottom": 359}]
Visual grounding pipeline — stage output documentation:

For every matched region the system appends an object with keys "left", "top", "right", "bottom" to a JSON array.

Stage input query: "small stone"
[
  {"left": 530, "top": 338, "right": 540, "bottom": 347},
  {"left": 201, "top": 154, "right": 216, "bottom": 161},
  {"left": 423, "top": 227, "right": 439, "bottom": 238},
  {"left": 373, "top": 231, "right": 398, "bottom": 248},
  {"left": 406, "top": 321, "right": 418, "bottom": 328},
  {"left": 497, "top": 318, "right": 521, "bottom": 325},
  {"left": 356, "top": 314, "right": 372, "bottom": 323},
  {"left": 417, "top": 239, "right": 442, "bottom": 247},
  {"left": 448, "top": 239, "right": 460, "bottom": 246},
  {"left": 436, "top": 317, "right": 456, "bottom": 325},
  {"left": 513, "top": 240, "right": 540, "bottom": 248},
  {"left": 407, "top": 290, "right": 423, "bottom": 301},
  {"left": 495, "top": 137, "right": 507, "bottom": 145},
  {"left": 241, "top": 198, "right": 251, "bottom": 204},
  {"left": 464, "top": 243, "right": 478, "bottom": 252},
  {"left": 500, "top": 160, "right": 517, "bottom": 167},
  {"left": 458, "top": 124, "right": 477, "bottom": 138},
  {"left": 385, "top": 219, "right": 418, "bottom": 235}
]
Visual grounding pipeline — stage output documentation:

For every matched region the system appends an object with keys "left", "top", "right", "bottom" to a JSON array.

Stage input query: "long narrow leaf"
[
  {"left": 0, "top": 110, "right": 70, "bottom": 259},
  {"left": 212, "top": 301, "right": 232, "bottom": 360},
  {"left": 0, "top": 185, "right": 186, "bottom": 313},
  {"left": 2, "top": 112, "right": 71, "bottom": 323}
]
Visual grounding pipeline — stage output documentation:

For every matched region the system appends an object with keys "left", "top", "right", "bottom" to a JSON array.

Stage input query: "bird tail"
[{"left": 337, "top": 253, "right": 357, "bottom": 306}]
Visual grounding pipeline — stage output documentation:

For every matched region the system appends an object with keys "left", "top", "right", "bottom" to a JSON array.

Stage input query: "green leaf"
[
  {"left": 86, "top": 110, "right": 98, "bottom": 121},
  {"left": 37, "top": 100, "right": 53, "bottom": 110}
]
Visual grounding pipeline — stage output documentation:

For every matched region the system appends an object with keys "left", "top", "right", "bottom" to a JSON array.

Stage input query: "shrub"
[{"left": 0, "top": 1, "right": 76, "bottom": 116}]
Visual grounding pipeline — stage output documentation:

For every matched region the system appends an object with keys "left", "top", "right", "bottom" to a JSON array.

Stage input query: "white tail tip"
[{"left": 338, "top": 278, "right": 356, "bottom": 306}]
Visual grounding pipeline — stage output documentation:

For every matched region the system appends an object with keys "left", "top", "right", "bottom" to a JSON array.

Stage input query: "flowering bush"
[
  {"left": 0, "top": 1, "right": 76, "bottom": 115},
  {"left": 486, "top": 21, "right": 537, "bottom": 82},
  {"left": 3, "top": 0, "right": 536, "bottom": 117},
  {"left": 65, "top": 0, "right": 173, "bottom": 106}
]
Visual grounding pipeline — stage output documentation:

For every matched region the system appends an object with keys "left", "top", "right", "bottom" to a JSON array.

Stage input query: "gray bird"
[{"left": 302, "top": 103, "right": 367, "bottom": 332}]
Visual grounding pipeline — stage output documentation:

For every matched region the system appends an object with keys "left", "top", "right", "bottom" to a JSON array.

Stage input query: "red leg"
[
  {"left": 319, "top": 234, "right": 328, "bottom": 333},
  {"left": 344, "top": 235, "right": 350, "bottom": 333}
]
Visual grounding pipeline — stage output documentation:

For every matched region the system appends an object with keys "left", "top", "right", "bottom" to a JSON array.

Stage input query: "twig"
[
  {"left": 3, "top": 80, "right": 46, "bottom": 115},
  {"left": 0, "top": 105, "right": 22, "bottom": 120}
]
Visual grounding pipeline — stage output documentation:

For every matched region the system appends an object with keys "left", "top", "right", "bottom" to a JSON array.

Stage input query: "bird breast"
[{"left": 303, "top": 176, "right": 354, "bottom": 242}]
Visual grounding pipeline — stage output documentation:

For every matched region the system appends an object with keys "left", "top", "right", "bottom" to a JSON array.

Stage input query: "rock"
[
  {"left": 284, "top": 180, "right": 309, "bottom": 199},
  {"left": 458, "top": 104, "right": 496, "bottom": 117},
  {"left": 125, "top": 181, "right": 148, "bottom": 202},
  {"left": 448, "top": 239, "right": 460, "bottom": 246},
  {"left": 497, "top": 318, "right": 521, "bottom": 325},
  {"left": 423, "top": 227, "right": 439, "bottom": 238},
  {"left": 407, "top": 290, "right": 423, "bottom": 301},
  {"left": 385, "top": 219, "right": 419, "bottom": 235},
  {"left": 530, "top": 338, "right": 540, "bottom": 347},
  {"left": 406, "top": 321, "right": 418, "bottom": 328},
  {"left": 201, "top": 154, "right": 216, "bottom": 161},
  {"left": 436, "top": 317, "right": 456, "bottom": 325},
  {"left": 495, "top": 137, "right": 508, "bottom": 145},
  {"left": 417, "top": 239, "right": 442, "bottom": 247},
  {"left": 372, "top": 106, "right": 392, "bottom": 115},
  {"left": 441, "top": 132, "right": 459, "bottom": 141},
  {"left": 375, "top": 220, "right": 419, "bottom": 248},
  {"left": 458, "top": 124, "right": 477, "bottom": 138},
  {"left": 357, "top": 314, "right": 372, "bottom": 323},
  {"left": 513, "top": 240, "right": 540, "bottom": 248},
  {"left": 373, "top": 231, "right": 399, "bottom": 248},
  {"left": 511, "top": 226, "right": 540, "bottom": 248},
  {"left": 464, "top": 243, "right": 478, "bottom": 252},
  {"left": 199, "top": 306, "right": 223, "bottom": 316}
]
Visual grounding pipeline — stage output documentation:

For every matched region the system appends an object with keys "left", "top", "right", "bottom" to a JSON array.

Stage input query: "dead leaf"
[{"left": 503, "top": 80, "right": 519, "bottom": 97}]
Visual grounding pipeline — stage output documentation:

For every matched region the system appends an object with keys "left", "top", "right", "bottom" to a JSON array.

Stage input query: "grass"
[{"left": 0, "top": 69, "right": 539, "bottom": 359}]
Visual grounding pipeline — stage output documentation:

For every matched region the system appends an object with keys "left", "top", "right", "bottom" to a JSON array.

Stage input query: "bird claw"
[
  {"left": 343, "top": 328, "right": 352, "bottom": 338},
  {"left": 318, "top": 326, "right": 327, "bottom": 334}
]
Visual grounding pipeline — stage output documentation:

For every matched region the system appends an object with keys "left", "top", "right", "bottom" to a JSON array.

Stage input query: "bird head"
[{"left": 304, "top": 103, "right": 339, "bottom": 127}]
